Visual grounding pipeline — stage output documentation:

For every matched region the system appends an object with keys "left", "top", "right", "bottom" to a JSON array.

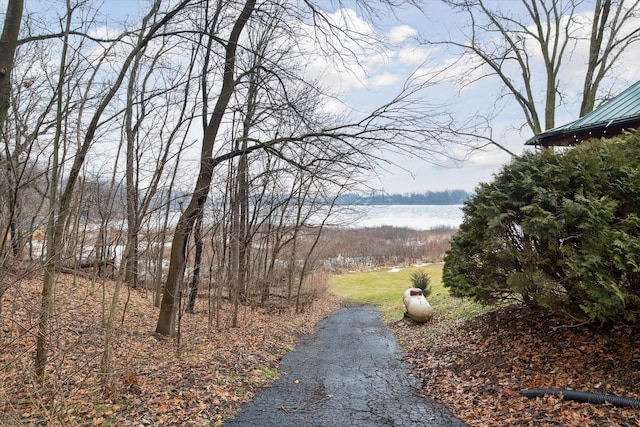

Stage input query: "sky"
[
  {"left": 8, "top": 0, "right": 640, "bottom": 195},
  {"left": 303, "top": 1, "right": 640, "bottom": 193}
]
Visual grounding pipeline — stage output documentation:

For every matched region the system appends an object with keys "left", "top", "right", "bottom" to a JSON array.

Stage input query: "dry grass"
[{"left": 316, "top": 226, "right": 455, "bottom": 272}]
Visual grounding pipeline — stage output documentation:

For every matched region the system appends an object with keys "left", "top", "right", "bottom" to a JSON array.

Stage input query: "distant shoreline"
[
  {"left": 336, "top": 202, "right": 465, "bottom": 206},
  {"left": 335, "top": 190, "right": 470, "bottom": 206}
]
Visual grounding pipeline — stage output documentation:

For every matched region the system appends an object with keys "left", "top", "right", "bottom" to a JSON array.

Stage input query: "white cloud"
[
  {"left": 290, "top": 8, "right": 381, "bottom": 92},
  {"left": 291, "top": 8, "right": 432, "bottom": 98},
  {"left": 369, "top": 72, "right": 402, "bottom": 88},
  {"left": 464, "top": 145, "right": 514, "bottom": 169},
  {"left": 397, "top": 46, "right": 434, "bottom": 66},
  {"left": 386, "top": 25, "right": 417, "bottom": 43}
]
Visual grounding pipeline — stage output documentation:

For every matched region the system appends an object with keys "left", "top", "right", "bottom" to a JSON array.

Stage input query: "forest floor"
[
  {"left": 0, "top": 271, "right": 341, "bottom": 426},
  {"left": 2, "top": 271, "right": 640, "bottom": 426}
]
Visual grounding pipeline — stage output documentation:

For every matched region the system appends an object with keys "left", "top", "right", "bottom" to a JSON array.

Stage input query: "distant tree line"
[{"left": 336, "top": 190, "right": 470, "bottom": 205}]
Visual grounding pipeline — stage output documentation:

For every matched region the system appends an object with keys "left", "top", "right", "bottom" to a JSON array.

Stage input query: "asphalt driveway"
[{"left": 224, "top": 305, "right": 467, "bottom": 426}]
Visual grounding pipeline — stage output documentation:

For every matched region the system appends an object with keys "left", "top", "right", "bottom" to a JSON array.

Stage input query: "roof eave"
[{"left": 525, "top": 115, "right": 640, "bottom": 147}]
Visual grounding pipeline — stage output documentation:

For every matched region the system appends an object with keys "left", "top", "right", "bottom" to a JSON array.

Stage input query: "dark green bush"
[
  {"left": 443, "top": 131, "right": 640, "bottom": 324},
  {"left": 410, "top": 270, "right": 432, "bottom": 298}
]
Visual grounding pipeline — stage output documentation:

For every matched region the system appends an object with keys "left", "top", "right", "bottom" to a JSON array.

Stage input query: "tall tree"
[
  {"left": 156, "top": 0, "right": 257, "bottom": 336},
  {"left": 0, "top": 0, "right": 23, "bottom": 135},
  {"left": 35, "top": 0, "right": 190, "bottom": 382},
  {"left": 579, "top": 0, "right": 640, "bottom": 116},
  {"left": 122, "top": 25, "right": 195, "bottom": 288},
  {"left": 435, "top": 0, "right": 640, "bottom": 135},
  {"left": 0, "top": 0, "right": 24, "bottom": 318},
  {"left": 35, "top": 0, "right": 76, "bottom": 382}
]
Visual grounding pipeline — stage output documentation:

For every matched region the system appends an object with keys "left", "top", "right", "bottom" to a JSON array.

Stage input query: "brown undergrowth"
[
  {"left": 5, "top": 268, "right": 640, "bottom": 426},
  {"left": 0, "top": 272, "right": 340, "bottom": 426},
  {"left": 394, "top": 304, "right": 640, "bottom": 426}
]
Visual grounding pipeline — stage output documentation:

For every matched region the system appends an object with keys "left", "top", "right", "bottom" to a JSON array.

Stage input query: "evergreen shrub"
[
  {"left": 410, "top": 270, "right": 432, "bottom": 298},
  {"left": 443, "top": 131, "right": 640, "bottom": 324}
]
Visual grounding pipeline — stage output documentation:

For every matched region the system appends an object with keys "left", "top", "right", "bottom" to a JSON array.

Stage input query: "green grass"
[
  {"left": 329, "top": 263, "right": 485, "bottom": 322},
  {"left": 259, "top": 367, "right": 278, "bottom": 381}
]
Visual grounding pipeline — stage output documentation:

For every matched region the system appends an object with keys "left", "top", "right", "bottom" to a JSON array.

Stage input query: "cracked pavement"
[{"left": 223, "top": 305, "right": 467, "bottom": 426}]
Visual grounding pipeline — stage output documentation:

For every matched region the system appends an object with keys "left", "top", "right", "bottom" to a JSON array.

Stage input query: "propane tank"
[{"left": 403, "top": 287, "right": 433, "bottom": 323}]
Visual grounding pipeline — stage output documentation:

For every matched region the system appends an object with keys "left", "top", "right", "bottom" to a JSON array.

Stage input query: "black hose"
[{"left": 522, "top": 388, "right": 640, "bottom": 408}]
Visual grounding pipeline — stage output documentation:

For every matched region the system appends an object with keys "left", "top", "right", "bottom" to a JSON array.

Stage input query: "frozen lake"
[{"left": 331, "top": 205, "right": 464, "bottom": 230}]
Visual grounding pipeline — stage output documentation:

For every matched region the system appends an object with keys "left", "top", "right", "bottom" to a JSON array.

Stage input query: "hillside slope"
[{"left": 0, "top": 272, "right": 339, "bottom": 425}]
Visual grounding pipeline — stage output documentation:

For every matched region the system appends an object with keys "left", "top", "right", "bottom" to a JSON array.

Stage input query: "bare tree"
[
  {"left": 35, "top": 0, "right": 190, "bottom": 383},
  {"left": 579, "top": 0, "right": 640, "bottom": 115},
  {"left": 0, "top": 0, "right": 23, "bottom": 135},
  {"left": 123, "top": 24, "right": 199, "bottom": 289},
  {"left": 156, "top": 0, "right": 475, "bottom": 335},
  {"left": 0, "top": 0, "right": 24, "bottom": 259},
  {"left": 0, "top": 0, "right": 24, "bottom": 321},
  {"left": 156, "top": 0, "right": 258, "bottom": 336},
  {"left": 434, "top": 0, "right": 640, "bottom": 136}
]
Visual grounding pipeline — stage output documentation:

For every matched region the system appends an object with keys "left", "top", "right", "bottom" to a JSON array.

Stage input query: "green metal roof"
[{"left": 526, "top": 80, "right": 640, "bottom": 147}]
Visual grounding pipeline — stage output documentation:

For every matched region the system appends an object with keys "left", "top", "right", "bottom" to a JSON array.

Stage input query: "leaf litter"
[
  {"left": 393, "top": 304, "right": 640, "bottom": 426},
  {"left": 2, "top": 270, "right": 639, "bottom": 426},
  {"left": 0, "top": 272, "right": 340, "bottom": 426}
]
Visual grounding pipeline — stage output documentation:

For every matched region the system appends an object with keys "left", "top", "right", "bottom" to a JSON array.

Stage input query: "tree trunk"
[
  {"left": 35, "top": 0, "right": 72, "bottom": 383},
  {"left": 0, "top": 0, "right": 24, "bottom": 273},
  {"left": 156, "top": 0, "right": 256, "bottom": 336},
  {"left": 0, "top": 0, "right": 23, "bottom": 131},
  {"left": 580, "top": 0, "right": 610, "bottom": 116},
  {"left": 186, "top": 211, "right": 203, "bottom": 313},
  {"left": 9, "top": 219, "right": 19, "bottom": 256},
  {"left": 124, "top": 35, "right": 146, "bottom": 288}
]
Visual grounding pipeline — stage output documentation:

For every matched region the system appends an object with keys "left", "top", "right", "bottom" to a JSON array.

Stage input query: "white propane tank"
[{"left": 403, "top": 287, "right": 433, "bottom": 323}]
